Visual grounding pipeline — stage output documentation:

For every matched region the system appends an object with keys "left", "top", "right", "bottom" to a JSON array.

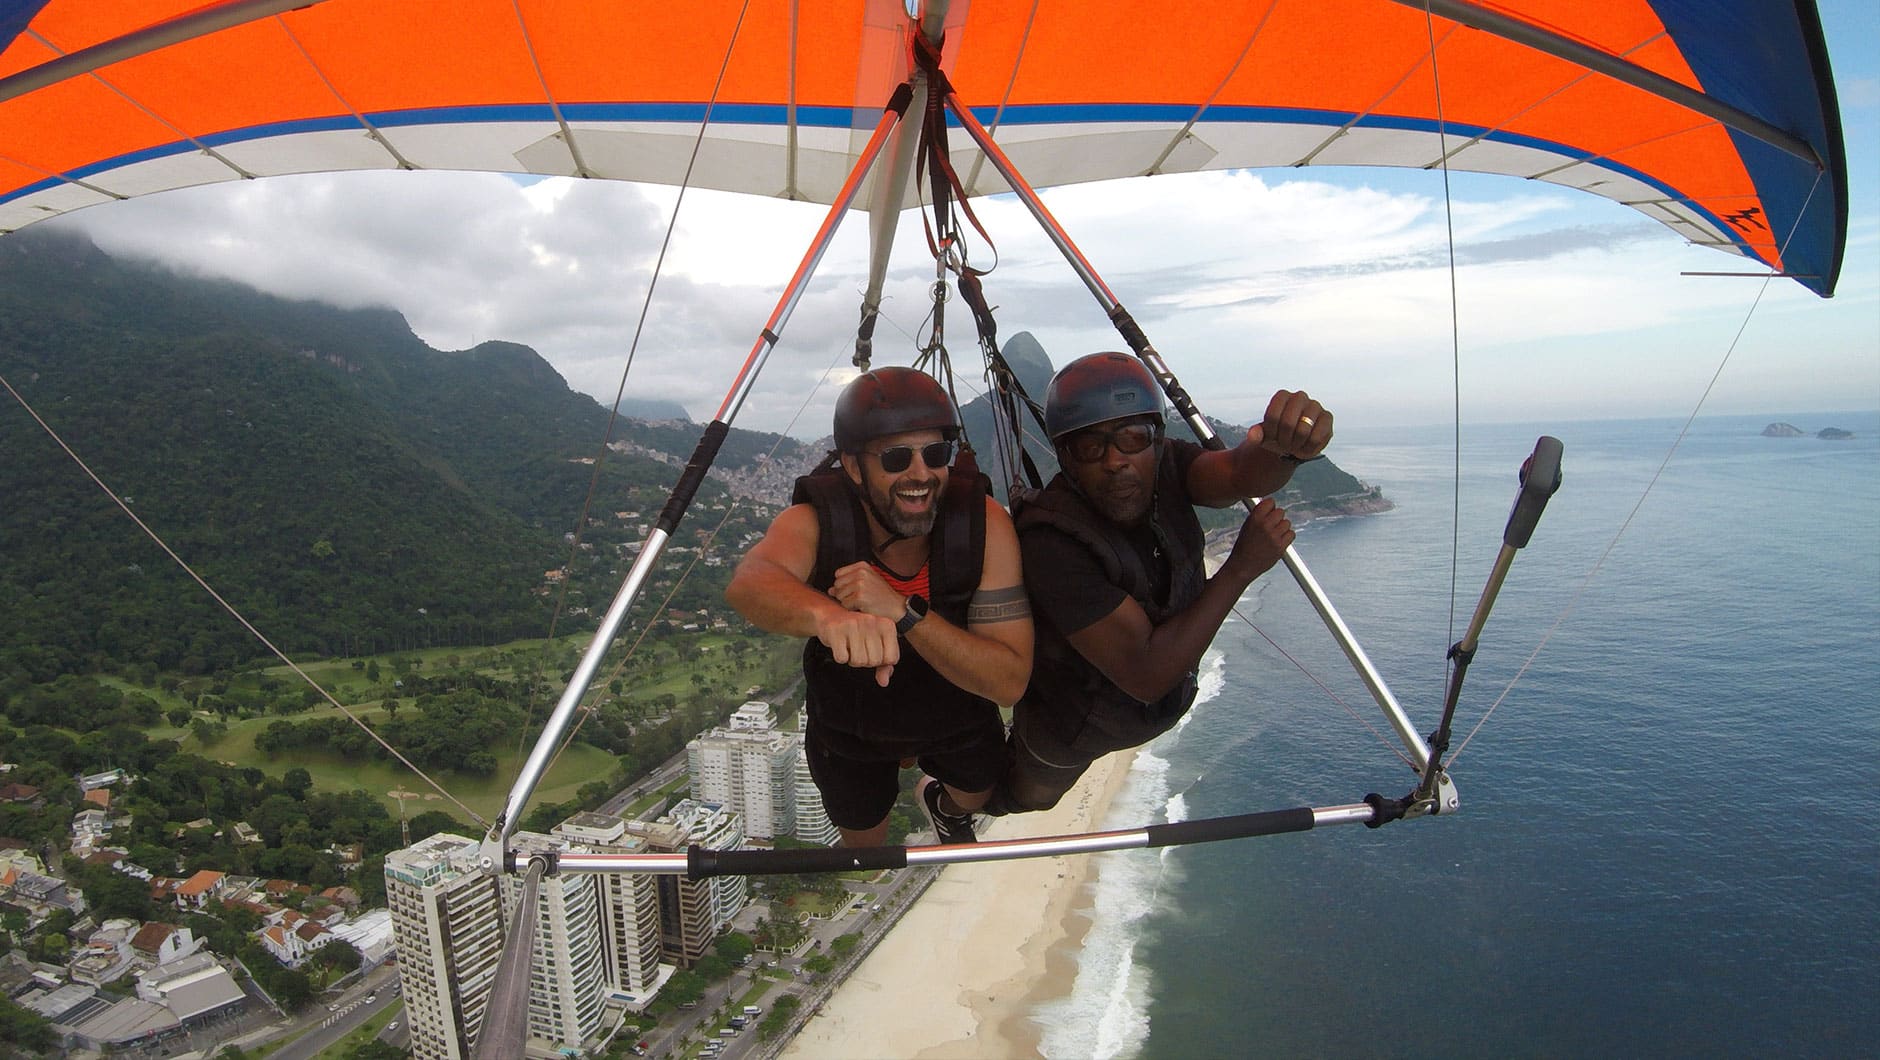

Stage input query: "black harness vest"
[
  {"left": 1014, "top": 443, "right": 1207, "bottom": 753},
  {"left": 790, "top": 451, "right": 995, "bottom": 753}
]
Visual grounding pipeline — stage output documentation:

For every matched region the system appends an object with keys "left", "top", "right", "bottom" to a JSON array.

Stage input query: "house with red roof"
[{"left": 172, "top": 870, "right": 224, "bottom": 911}]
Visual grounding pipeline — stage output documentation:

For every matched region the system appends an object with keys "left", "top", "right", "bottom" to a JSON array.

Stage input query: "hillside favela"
[{"left": 0, "top": 231, "right": 1388, "bottom": 1059}]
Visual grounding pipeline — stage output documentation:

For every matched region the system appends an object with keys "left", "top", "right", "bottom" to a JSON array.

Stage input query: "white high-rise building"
[
  {"left": 508, "top": 831, "right": 611, "bottom": 1055},
  {"left": 388, "top": 823, "right": 677, "bottom": 1060},
  {"left": 552, "top": 812, "right": 670, "bottom": 1001},
  {"left": 793, "top": 742, "right": 840, "bottom": 846},
  {"left": 687, "top": 701, "right": 797, "bottom": 839},
  {"left": 664, "top": 799, "right": 747, "bottom": 933},
  {"left": 384, "top": 834, "right": 503, "bottom": 1060}
]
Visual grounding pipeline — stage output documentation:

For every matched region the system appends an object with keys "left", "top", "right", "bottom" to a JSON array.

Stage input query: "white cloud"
[{"left": 45, "top": 155, "right": 1875, "bottom": 437}]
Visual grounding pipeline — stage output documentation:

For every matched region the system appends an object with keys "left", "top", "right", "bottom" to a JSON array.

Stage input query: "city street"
[
  {"left": 630, "top": 863, "right": 938, "bottom": 1060},
  {"left": 266, "top": 964, "right": 403, "bottom": 1060}
]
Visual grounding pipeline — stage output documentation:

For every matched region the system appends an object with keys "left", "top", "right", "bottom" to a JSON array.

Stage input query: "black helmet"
[
  {"left": 832, "top": 367, "right": 960, "bottom": 452},
  {"left": 1044, "top": 352, "right": 1163, "bottom": 440}
]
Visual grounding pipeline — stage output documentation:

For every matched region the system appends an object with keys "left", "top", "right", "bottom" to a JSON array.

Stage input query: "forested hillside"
[
  {"left": 0, "top": 229, "right": 762, "bottom": 682},
  {"left": 0, "top": 230, "right": 1385, "bottom": 689}
]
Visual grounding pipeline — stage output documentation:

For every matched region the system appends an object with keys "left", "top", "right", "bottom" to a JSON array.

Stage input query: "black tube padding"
[
  {"left": 689, "top": 843, "right": 909, "bottom": 879},
  {"left": 1143, "top": 808, "right": 1315, "bottom": 847},
  {"left": 656, "top": 420, "right": 731, "bottom": 535},
  {"left": 885, "top": 81, "right": 915, "bottom": 116},
  {"left": 1107, "top": 306, "right": 1150, "bottom": 355},
  {"left": 855, "top": 308, "right": 879, "bottom": 368},
  {"left": 1363, "top": 793, "right": 1407, "bottom": 829},
  {"left": 1505, "top": 435, "right": 1563, "bottom": 548}
]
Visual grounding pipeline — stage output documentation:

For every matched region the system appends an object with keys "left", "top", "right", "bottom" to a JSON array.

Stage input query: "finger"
[
  {"left": 1305, "top": 407, "right": 1333, "bottom": 453},
  {"left": 875, "top": 663, "right": 895, "bottom": 688},
  {"left": 1265, "top": 389, "right": 1293, "bottom": 427},
  {"left": 1283, "top": 394, "right": 1326, "bottom": 451},
  {"left": 1266, "top": 392, "right": 1311, "bottom": 452},
  {"left": 1293, "top": 399, "right": 1327, "bottom": 454}
]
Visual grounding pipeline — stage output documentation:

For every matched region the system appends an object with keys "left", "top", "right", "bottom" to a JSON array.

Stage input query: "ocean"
[{"left": 1032, "top": 412, "right": 1880, "bottom": 1058}]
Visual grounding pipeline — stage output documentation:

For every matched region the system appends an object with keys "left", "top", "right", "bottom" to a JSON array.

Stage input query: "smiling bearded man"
[{"left": 726, "top": 367, "right": 1033, "bottom": 847}]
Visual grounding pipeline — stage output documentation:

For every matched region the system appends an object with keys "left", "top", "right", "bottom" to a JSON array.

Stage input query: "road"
[
  {"left": 268, "top": 964, "right": 403, "bottom": 1060},
  {"left": 628, "top": 862, "right": 939, "bottom": 1060}
]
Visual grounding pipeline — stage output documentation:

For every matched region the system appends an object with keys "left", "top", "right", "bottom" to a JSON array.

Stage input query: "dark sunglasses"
[
  {"left": 868, "top": 440, "right": 956, "bottom": 473},
  {"left": 1063, "top": 421, "right": 1161, "bottom": 464}
]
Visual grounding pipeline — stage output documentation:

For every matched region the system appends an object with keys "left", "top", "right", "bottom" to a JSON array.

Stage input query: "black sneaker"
[{"left": 918, "top": 775, "right": 977, "bottom": 845}]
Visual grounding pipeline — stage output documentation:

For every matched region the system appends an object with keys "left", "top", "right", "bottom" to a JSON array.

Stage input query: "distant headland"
[{"left": 1762, "top": 422, "right": 1855, "bottom": 440}]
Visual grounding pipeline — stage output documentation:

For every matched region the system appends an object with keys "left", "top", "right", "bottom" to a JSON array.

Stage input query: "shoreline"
[{"left": 779, "top": 748, "right": 1138, "bottom": 1059}]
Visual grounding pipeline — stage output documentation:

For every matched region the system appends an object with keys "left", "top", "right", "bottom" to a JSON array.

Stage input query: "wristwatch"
[{"left": 895, "top": 594, "right": 929, "bottom": 636}]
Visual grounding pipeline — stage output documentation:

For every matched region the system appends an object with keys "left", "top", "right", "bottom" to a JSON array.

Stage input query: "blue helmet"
[
  {"left": 832, "top": 367, "right": 960, "bottom": 452},
  {"left": 1043, "top": 352, "right": 1163, "bottom": 440}
]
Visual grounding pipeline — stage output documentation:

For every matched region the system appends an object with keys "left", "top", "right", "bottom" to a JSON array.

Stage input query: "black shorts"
[
  {"left": 991, "top": 698, "right": 1105, "bottom": 814},
  {"left": 804, "top": 714, "right": 1007, "bottom": 831}
]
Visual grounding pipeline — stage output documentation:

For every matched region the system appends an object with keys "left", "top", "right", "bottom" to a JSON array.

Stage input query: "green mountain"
[
  {"left": 0, "top": 229, "right": 753, "bottom": 681},
  {"left": 0, "top": 232, "right": 1385, "bottom": 688}
]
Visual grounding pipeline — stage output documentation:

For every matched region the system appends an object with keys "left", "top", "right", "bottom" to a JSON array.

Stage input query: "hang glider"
[
  {"left": 1, "top": 7, "right": 1849, "bottom": 1055},
  {"left": 0, "top": 0, "right": 1848, "bottom": 295}
]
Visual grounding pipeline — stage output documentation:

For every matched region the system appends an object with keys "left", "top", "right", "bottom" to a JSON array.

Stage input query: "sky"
[{"left": 41, "top": 2, "right": 1880, "bottom": 439}]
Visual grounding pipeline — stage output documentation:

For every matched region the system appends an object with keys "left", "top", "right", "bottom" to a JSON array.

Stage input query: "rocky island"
[
  {"left": 1818, "top": 427, "right": 1854, "bottom": 440},
  {"left": 1762, "top": 422, "right": 1806, "bottom": 437}
]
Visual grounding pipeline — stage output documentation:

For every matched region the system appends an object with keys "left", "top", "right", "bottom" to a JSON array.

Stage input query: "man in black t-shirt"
[{"left": 985, "top": 352, "right": 1332, "bottom": 815}]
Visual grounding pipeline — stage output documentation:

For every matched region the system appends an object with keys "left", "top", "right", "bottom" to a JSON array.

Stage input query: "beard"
[{"left": 862, "top": 472, "right": 941, "bottom": 539}]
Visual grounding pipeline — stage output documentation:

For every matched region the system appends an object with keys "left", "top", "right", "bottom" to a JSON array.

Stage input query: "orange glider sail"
[{"left": 0, "top": 0, "right": 1846, "bottom": 294}]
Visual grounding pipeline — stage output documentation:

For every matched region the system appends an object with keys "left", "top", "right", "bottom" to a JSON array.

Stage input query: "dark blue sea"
[{"left": 1032, "top": 412, "right": 1880, "bottom": 1059}]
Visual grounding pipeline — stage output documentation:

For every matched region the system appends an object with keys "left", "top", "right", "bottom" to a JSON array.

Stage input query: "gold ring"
[{"left": 1299, "top": 416, "right": 1316, "bottom": 429}]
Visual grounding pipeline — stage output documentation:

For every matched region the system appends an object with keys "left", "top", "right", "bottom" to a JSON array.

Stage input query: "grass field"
[
  {"left": 175, "top": 699, "right": 619, "bottom": 824},
  {"left": 100, "top": 632, "right": 799, "bottom": 824}
]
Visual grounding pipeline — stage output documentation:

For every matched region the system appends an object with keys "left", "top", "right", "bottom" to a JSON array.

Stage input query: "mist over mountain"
[{"left": 613, "top": 395, "right": 693, "bottom": 422}]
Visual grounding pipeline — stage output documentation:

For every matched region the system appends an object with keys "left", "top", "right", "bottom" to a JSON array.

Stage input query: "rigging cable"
[
  {"left": 1449, "top": 169, "right": 1831, "bottom": 766},
  {"left": 1422, "top": 1, "right": 1466, "bottom": 662},
  {"left": 0, "top": 369, "right": 492, "bottom": 830},
  {"left": 1228, "top": 597, "right": 1418, "bottom": 769},
  {"left": 1422, "top": 0, "right": 1469, "bottom": 778},
  {"left": 517, "top": 0, "right": 756, "bottom": 765}
]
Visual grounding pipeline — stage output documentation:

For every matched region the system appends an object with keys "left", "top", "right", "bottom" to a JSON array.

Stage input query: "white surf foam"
[{"left": 1036, "top": 648, "right": 1228, "bottom": 1058}]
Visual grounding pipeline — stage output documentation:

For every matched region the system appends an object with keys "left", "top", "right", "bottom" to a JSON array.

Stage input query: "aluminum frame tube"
[
  {"left": 942, "top": 90, "right": 1431, "bottom": 771},
  {"left": 715, "top": 84, "right": 915, "bottom": 423},
  {"left": 486, "top": 526, "right": 670, "bottom": 864},
  {"left": 857, "top": 0, "right": 954, "bottom": 358},
  {"left": 482, "top": 89, "right": 914, "bottom": 870},
  {"left": 0, "top": 0, "right": 328, "bottom": 105},
  {"left": 471, "top": 856, "right": 544, "bottom": 1060},
  {"left": 1391, "top": 0, "right": 1822, "bottom": 167},
  {"left": 550, "top": 801, "right": 1384, "bottom": 879}
]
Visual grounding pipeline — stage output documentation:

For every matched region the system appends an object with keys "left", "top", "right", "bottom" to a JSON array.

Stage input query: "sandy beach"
[{"left": 780, "top": 749, "right": 1136, "bottom": 1060}]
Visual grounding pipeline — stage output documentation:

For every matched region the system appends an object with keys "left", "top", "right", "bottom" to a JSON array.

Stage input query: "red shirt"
[{"left": 874, "top": 561, "right": 931, "bottom": 600}]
